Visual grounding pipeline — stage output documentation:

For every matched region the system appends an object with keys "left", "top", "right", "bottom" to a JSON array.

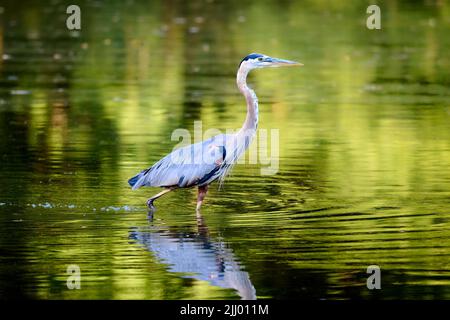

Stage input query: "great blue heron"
[{"left": 128, "top": 53, "right": 302, "bottom": 211}]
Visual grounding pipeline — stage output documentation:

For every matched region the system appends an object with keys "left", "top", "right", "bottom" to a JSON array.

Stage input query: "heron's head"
[{"left": 239, "top": 53, "right": 303, "bottom": 70}]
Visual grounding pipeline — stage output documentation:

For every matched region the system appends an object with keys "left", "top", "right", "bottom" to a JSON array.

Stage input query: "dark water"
[{"left": 0, "top": 1, "right": 449, "bottom": 299}]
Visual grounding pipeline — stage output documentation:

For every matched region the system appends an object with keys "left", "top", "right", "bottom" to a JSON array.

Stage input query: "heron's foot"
[{"left": 146, "top": 198, "right": 156, "bottom": 211}]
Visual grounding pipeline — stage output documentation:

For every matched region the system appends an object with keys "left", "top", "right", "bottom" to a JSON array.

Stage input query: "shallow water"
[{"left": 0, "top": 1, "right": 449, "bottom": 299}]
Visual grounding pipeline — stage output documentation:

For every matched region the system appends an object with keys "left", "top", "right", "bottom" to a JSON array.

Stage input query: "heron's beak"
[{"left": 267, "top": 57, "right": 303, "bottom": 67}]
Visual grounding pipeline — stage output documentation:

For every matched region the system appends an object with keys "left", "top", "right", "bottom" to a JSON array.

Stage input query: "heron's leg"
[
  {"left": 196, "top": 185, "right": 209, "bottom": 211},
  {"left": 147, "top": 187, "right": 174, "bottom": 209}
]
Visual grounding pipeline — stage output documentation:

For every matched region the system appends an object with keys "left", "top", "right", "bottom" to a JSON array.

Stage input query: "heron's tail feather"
[
  {"left": 128, "top": 167, "right": 152, "bottom": 189},
  {"left": 128, "top": 174, "right": 140, "bottom": 188}
]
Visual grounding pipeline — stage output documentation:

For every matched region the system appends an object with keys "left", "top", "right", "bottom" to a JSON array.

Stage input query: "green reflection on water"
[{"left": 0, "top": 0, "right": 449, "bottom": 299}]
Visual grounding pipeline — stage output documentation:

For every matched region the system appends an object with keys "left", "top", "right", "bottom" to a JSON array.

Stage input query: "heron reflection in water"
[
  {"left": 128, "top": 53, "right": 302, "bottom": 210},
  {"left": 129, "top": 213, "right": 256, "bottom": 300}
]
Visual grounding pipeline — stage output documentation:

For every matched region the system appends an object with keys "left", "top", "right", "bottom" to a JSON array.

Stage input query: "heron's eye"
[{"left": 257, "top": 57, "right": 263, "bottom": 61}]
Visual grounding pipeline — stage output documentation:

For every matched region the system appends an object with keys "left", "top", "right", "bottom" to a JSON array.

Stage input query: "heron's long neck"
[{"left": 237, "top": 67, "right": 258, "bottom": 134}]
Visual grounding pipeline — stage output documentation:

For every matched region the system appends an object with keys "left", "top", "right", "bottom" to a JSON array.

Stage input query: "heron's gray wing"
[{"left": 129, "top": 134, "right": 229, "bottom": 189}]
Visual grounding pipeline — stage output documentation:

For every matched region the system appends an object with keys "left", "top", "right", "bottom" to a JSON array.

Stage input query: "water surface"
[{"left": 0, "top": 0, "right": 449, "bottom": 299}]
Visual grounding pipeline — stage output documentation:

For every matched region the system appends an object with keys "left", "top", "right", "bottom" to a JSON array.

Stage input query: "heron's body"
[
  {"left": 130, "top": 133, "right": 244, "bottom": 188},
  {"left": 128, "top": 53, "right": 301, "bottom": 210}
]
